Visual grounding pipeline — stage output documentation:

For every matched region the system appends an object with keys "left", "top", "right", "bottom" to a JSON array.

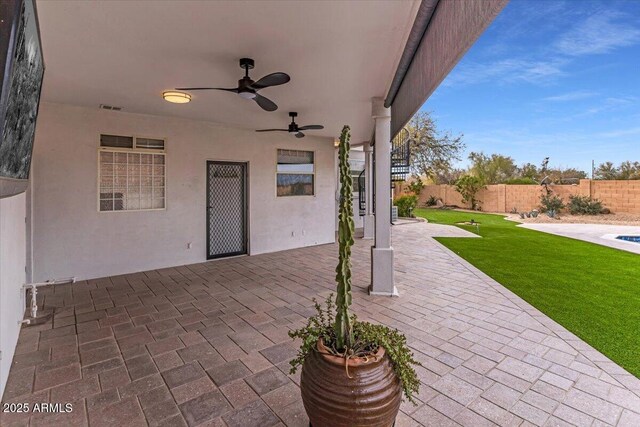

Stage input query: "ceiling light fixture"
[{"left": 163, "top": 91, "right": 191, "bottom": 104}]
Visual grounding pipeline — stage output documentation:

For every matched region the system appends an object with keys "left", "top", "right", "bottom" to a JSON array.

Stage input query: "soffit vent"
[{"left": 99, "top": 104, "right": 123, "bottom": 111}]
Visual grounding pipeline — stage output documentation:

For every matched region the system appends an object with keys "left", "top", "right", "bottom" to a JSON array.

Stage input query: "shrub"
[
  {"left": 394, "top": 195, "right": 418, "bottom": 217},
  {"left": 505, "top": 177, "right": 537, "bottom": 185},
  {"left": 425, "top": 195, "right": 439, "bottom": 207},
  {"left": 568, "top": 195, "right": 604, "bottom": 215},
  {"left": 455, "top": 175, "right": 485, "bottom": 210},
  {"left": 539, "top": 194, "right": 565, "bottom": 213},
  {"left": 407, "top": 177, "right": 424, "bottom": 195}
]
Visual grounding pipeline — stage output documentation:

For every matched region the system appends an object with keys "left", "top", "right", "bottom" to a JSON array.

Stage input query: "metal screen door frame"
[{"left": 206, "top": 161, "right": 248, "bottom": 260}]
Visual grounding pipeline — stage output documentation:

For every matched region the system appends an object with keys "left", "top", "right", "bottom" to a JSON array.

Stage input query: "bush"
[
  {"left": 425, "top": 195, "right": 439, "bottom": 207},
  {"left": 394, "top": 195, "right": 418, "bottom": 217},
  {"left": 568, "top": 195, "right": 604, "bottom": 215},
  {"left": 407, "top": 177, "right": 424, "bottom": 196},
  {"left": 539, "top": 194, "right": 565, "bottom": 213},
  {"left": 455, "top": 175, "right": 485, "bottom": 210},
  {"left": 505, "top": 177, "right": 537, "bottom": 185}
]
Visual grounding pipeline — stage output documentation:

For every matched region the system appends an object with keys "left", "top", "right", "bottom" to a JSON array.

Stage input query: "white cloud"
[
  {"left": 555, "top": 11, "right": 640, "bottom": 56},
  {"left": 596, "top": 127, "right": 640, "bottom": 138},
  {"left": 542, "top": 90, "right": 598, "bottom": 102},
  {"left": 443, "top": 58, "right": 565, "bottom": 87}
]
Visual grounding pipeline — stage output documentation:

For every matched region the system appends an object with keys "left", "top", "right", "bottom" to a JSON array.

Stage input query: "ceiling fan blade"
[
  {"left": 298, "top": 125, "right": 324, "bottom": 131},
  {"left": 251, "top": 72, "right": 291, "bottom": 90},
  {"left": 255, "top": 129, "right": 288, "bottom": 132},
  {"left": 295, "top": 132, "right": 305, "bottom": 138},
  {"left": 254, "top": 94, "right": 278, "bottom": 111},
  {"left": 175, "top": 87, "right": 239, "bottom": 92}
]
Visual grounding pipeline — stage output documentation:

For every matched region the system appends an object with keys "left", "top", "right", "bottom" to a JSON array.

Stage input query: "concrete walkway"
[
  {"left": 519, "top": 223, "right": 640, "bottom": 255},
  {"left": 1, "top": 222, "right": 638, "bottom": 426}
]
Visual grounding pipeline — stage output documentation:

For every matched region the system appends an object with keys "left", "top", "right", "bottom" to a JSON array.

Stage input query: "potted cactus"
[{"left": 289, "top": 126, "right": 420, "bottom": 427}]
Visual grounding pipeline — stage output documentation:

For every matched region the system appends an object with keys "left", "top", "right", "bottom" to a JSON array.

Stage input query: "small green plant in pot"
[{"left": 289, "top": 126, "right": 420, "bottom": 427}]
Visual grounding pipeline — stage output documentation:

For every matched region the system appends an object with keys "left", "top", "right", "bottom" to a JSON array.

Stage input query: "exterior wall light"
[{"left": 163, "top": 91, "right": 191, "bottom": 104}]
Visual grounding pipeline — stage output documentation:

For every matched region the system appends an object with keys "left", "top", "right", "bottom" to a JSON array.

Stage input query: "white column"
[
  {"left": 362, "top": 142, "right": 375, "bottom": 240},
  {"left": 369, "top": 98, "right": 397, "bottom": 296}
]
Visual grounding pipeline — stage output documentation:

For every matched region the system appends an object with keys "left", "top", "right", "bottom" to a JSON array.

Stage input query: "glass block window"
[
  {"left": 99, "top": 135, "right": 166, "bottom": 211},
  {"left": 277, "top": 149, "right": 314, "bottom": 196}
]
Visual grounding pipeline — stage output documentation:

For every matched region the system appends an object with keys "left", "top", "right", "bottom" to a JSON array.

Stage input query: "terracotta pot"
[{"left": 300, "top": 339, "right": 402, "bottom": 427}]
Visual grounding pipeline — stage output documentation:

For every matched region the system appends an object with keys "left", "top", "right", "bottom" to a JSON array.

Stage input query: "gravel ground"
[
  {"left": 505, "top": 212, "right": 640, "bottom": 226},
  {"left": 423, "top": 207, "right": 640, "bottom": 226}
]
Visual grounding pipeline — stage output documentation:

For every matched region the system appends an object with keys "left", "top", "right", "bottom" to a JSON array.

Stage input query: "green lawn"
[{"left": 413, "top": 208, "right": 640, "bottom": 377}]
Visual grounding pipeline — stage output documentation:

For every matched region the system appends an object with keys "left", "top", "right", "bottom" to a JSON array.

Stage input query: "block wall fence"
[{"left": 396, "top": 179, "right": 640, "bottom": 214}]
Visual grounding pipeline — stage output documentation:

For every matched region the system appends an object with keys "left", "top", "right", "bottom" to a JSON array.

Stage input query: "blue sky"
[{"left": 422, "top": 0, "right": 640, "bottom": 173}]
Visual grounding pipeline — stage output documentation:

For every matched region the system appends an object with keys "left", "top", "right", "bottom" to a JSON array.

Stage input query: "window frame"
[
  {"left": 275, "top": 148, "right": 316, "bottom": 198},
  {"left": 349, "top": 159, "right": 365, "bottom": 197},
  {"left": 97, "top": 134, "right": 167, "bottom": 213}
]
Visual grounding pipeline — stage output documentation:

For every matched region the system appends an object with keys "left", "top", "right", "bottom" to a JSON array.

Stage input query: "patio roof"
[
  {"left": 36, "top": 0, "right": 420, "bottom": 144},
  {"left": 2, "top": 222, "right": 639, "bottom": 426},
  {"left": 35, "top": 0, "right": 509, "bottom": 144}
]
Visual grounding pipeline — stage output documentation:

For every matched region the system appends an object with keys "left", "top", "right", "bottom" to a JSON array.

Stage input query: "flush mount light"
[{"left": 163, "top": 91, "right": 191, "bottom": 104}]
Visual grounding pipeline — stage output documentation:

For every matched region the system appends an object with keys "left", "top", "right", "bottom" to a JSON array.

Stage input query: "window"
[
  {"left": 98, "top": 135, "right": 166, "bottom": 211},
  {"left": 277, "top": 149, "right": 314, "bottom": 196},
  {"left": 350, "top": 159, "right": 365, "bottom": 194}
]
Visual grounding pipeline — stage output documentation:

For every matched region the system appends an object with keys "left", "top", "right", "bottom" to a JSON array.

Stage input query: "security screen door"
[{"left": 206, "top": 161, "right": 247, "bottom": 259}]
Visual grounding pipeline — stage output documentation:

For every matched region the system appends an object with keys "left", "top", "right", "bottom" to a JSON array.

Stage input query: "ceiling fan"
[
  {"left": 256, "top": 112, "right": 324, "bottom": 138},
  {"left": 176, "top": 58, "right": 289, "bottom": 111}
]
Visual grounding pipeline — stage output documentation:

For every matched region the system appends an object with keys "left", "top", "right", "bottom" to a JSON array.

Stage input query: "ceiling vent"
[{"left": 99, "top": 104, "right": 122, "bottom": 111}]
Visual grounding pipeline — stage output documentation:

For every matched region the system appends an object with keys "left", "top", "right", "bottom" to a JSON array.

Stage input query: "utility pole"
[{"left": 591, "top": 160, "right": 595, "bottom": 179}]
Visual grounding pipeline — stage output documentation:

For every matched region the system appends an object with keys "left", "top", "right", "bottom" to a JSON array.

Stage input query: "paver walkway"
[
  {"left": 519, "top": 223, "right": 640, "bottom": 255},
  {"left": 1, "top": 222, "right": 639, "bottom": 426}
]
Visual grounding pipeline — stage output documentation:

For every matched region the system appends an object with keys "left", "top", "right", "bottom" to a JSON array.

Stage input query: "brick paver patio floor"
[{"left": 2, "top": 222, "right": 639, "bottom": 426}]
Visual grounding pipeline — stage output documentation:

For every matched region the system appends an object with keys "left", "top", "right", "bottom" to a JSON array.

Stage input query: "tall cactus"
[{"left": 334, "top": 125, "right": 355, "bottom": 350}]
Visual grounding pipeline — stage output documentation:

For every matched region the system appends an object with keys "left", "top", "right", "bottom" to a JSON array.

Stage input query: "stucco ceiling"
[{"left": 36, "top": 1, "right": 420, "bottom": 144}]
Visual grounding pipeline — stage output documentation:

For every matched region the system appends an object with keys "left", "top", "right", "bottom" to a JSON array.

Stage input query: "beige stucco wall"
[
  {"left": 30, "top": 103, "right": 336, "bottom": 281},
  {"left": 400, "top": 179, "right": 640, "bottom": 214}
]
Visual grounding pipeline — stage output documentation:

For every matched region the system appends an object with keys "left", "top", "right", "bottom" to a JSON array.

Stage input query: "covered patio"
[{"left": 2, "top": 222, "right": 639, "bottom": 426}]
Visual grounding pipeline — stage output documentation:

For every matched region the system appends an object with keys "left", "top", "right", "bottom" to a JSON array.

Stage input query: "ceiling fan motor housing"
[
  {"left": 238, "top": 77, "right": 256, "bottom": 99},
  {"left": 239, "top": 58, "right": 255, "bottom": 70},
  {"left": 288, "top": 112, "right": 298, "bottom": 132}
]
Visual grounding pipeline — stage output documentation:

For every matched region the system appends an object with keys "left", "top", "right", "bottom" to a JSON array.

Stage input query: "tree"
[
  {"left": 518, "top": 163, "right": 539, "bottom": 180},
  {"left": 406, "top": 176, "right": 425, "bottom": 195},
  {"left": 546, "top": 167, "right": 588, "bottom": 184},
  {"left": 594, "top": 162, "right": 618, "bottom": 180},
  {"left": 433, "top": 168, "right": 465, "bottom": 185},
  {"left": 616, "top": 161, "right": 640, "bottom": 180},
  {"left": 455, "top": 175, "right": 485, "bottom": 210},
  {"left": 535, "top": 157, "right": 587, "bottom": 184},
  {"left": 407, "top": 111, "right": 465, "bottom": 184},
  {"left": 468, "top": 152, "right": 518, "bottom": 184},
  {"left": 593, "top": 161, "right": 640, "bottom": 180}
]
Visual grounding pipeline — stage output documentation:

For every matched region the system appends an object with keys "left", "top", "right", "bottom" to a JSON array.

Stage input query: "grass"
[{"left": 414, "top": 208, "right": 640, "bottom": 377}]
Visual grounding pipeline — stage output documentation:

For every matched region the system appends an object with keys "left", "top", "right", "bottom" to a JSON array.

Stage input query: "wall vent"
[{"left": 99, "top": 104, "right": 122, "bottom": 111}]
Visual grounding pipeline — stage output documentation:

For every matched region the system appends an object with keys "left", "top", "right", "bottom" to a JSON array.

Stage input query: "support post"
[
  {"left": 363, "top": 142, "right": 375, "bottom": 240},
  {"left": 369, "top": 98, "right": 397, "bottom": 296}
]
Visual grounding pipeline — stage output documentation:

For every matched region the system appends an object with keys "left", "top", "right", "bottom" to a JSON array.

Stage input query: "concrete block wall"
[
  {"left": 591, "top": 180, "right": 640, "bottom": 213},
  {"left": 400, "top": 180, "right": 640, "bottom": 214}
]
